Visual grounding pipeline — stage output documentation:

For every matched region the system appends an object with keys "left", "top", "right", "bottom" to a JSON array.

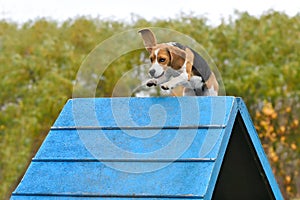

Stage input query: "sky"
[{"left": 0, "top": 0, "right": 299, "bottom": 26}]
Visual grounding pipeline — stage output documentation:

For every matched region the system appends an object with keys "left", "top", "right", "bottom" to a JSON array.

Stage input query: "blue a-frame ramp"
[{"left": 11, "top": 97, "right": 283, "bottom": 199}]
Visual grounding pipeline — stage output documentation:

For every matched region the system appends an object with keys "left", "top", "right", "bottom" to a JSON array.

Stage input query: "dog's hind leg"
[
  {"left": 183, "top": 88, "right": 196, "bottom": 96},
  {"left": 189, "top": 76, "right": 204, "bottom": 90}
]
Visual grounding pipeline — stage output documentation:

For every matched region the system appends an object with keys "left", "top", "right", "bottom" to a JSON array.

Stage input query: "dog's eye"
[
  {"left": 150, "top": 57, "right": 153, "bottom": 62},
  {"left": 159, "top": 58, "right": 166, "bottom": 62}
]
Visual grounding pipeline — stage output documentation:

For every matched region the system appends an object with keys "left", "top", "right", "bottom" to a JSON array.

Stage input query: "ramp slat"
[
  {"left": 34, "top": 129, "right": 224, "bottom": 160},
  {"left": 13, "top": 161, "right": 212, "bottom": 198}
]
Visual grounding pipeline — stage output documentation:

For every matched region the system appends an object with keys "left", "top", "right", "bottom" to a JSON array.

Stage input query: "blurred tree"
[{"left": 0, "top": 11, "right": 299, "bottom": 199}]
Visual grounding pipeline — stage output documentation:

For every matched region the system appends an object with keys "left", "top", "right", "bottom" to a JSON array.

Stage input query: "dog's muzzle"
[{"left": 149, "top": 70, "right": 164, "bottom": 79}]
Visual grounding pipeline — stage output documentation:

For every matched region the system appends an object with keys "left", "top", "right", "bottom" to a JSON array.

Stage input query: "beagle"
[{"left": 139, "top": 29, "right": 219, "bottom": 96}]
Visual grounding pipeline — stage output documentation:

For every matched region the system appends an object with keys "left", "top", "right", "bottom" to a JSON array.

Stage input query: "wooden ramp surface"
[{"left": 11, "top": 97, "right": 283, "bottom": 200}]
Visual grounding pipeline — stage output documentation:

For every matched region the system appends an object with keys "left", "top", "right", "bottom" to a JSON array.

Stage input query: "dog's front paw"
[
  {"left": 146, "top": 79, "right": 157, "bottom": 87},
  {"left": 161, "top": 84, "right": 170, "bottom": 90}
]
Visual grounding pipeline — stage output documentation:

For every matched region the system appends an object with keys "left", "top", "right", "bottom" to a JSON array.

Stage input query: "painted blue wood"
[
  {"left": 11, "top": 97, "right": 283, "bottom": 199},
  {"left": 34, "top": 128, "right": 225, "bottom": 160},
  {"left": 13, "top": 161, "right": 212, "bottom": 198},
  {"left": 11, "top": 197, "right": 196, "bottom": 200},
  {"left": 53, "top": 97, "right": 234, "bottom": 127}
]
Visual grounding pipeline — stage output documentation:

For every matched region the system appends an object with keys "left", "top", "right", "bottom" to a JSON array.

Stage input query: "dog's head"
[{"left": 139, "top": 29, "right": 186, "bottom": 78}]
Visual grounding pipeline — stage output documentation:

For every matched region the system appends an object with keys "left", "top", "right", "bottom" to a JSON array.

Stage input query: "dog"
[{"left": 139, "top": 29, "right": 219, "bottom": 96}]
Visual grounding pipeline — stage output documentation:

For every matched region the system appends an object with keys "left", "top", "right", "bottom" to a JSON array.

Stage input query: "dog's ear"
[
  {"left": 168, "top": 46, "right": 186, "bottom": 70},
  {"left": 138, "top": 29, "right": 157, "bottom": 53}
]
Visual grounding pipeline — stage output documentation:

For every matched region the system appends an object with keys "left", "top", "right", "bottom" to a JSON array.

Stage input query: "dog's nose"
[{"left": 149, "top": 69, "right": 155, "bottom": 77}]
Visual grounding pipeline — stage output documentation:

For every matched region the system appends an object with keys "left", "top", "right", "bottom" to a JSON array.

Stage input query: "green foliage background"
[{"left": 1, "top": 11, "right": 299, "bottom": 199}]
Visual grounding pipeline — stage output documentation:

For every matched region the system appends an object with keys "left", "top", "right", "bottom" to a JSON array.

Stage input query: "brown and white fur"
[{"left": 139, "top": 29, "right": 219, "bottom": 96}]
